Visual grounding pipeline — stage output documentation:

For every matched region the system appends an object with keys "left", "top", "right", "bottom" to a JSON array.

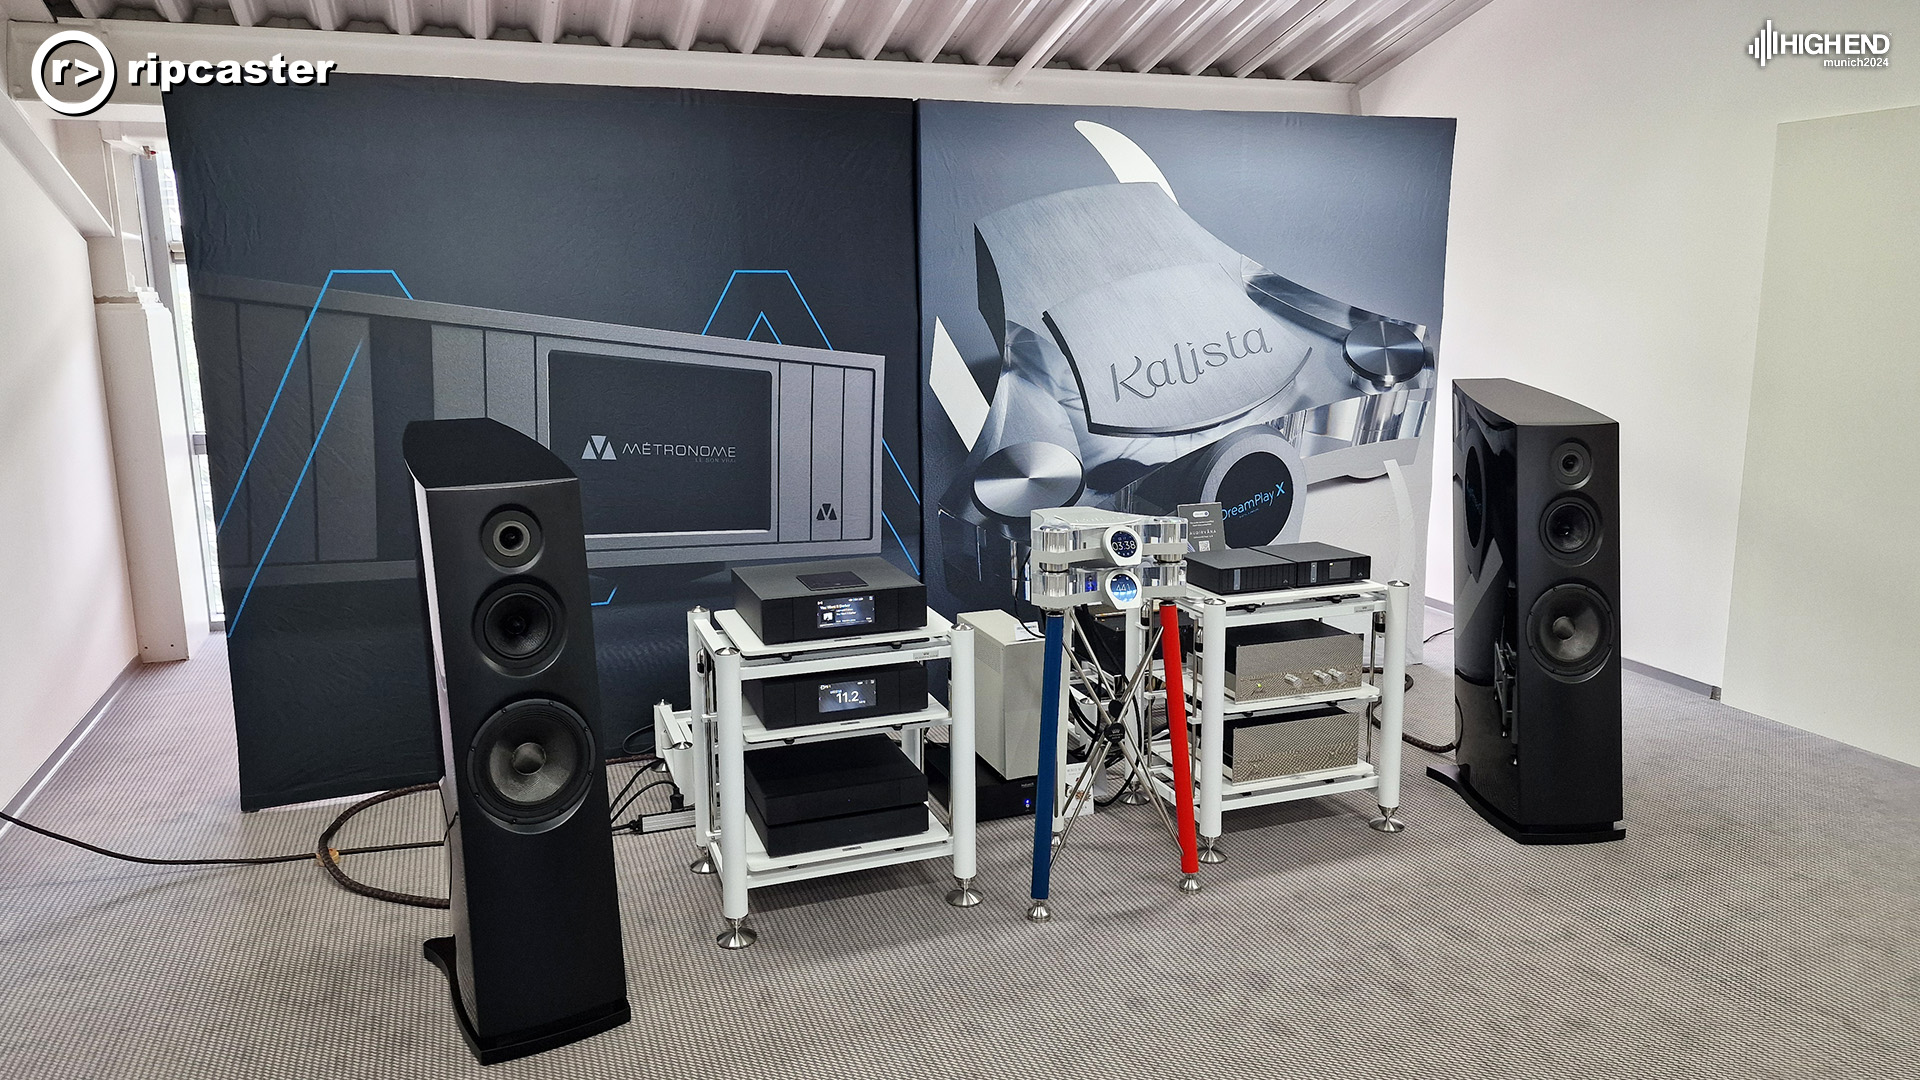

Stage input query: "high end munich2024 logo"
[{"left": 1748, "top": 20, "right": 1891, "bottom": 68}]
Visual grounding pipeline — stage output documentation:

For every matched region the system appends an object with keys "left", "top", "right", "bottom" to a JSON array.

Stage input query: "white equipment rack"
[
  {"left": 1152, "top": 579, "right": 1411, "bottom": 862},
  {"left": 655, "top": 606, "right": 979, "bottom": 949}
]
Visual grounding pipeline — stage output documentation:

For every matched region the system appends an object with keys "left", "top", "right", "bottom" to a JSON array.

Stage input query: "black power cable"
[{"left": 315, "top": 783, "right": 450, "bottom": 909}]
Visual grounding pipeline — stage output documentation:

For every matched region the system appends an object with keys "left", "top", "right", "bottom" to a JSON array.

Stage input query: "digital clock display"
[
  {"left": 817, "top": 678, "right": 878, "bottom": 714},
  {"left": 815, "top": 594, "right": 876, "bottom": 629}
]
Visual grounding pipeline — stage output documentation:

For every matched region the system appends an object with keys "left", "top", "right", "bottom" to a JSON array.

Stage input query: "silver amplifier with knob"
[{"left": 1205, "top": 619, "right": 1364, "bottom": 703}]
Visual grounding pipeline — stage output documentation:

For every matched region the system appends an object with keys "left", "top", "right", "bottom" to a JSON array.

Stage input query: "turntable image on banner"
[{"left": 917, "top": 101, "right": 1454, "bottom": 645}]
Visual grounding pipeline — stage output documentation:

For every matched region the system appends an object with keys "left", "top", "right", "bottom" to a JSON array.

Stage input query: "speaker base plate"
[
  {"left": 1427, "top": 763, "right": 1624, "bottom": 845},
  {"left": 424, "top": 936, "right": 630, "bottom": 1065}
]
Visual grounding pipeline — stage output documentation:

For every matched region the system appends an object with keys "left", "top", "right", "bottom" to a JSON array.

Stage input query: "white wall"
[
  {"left": 1361, "top": 0, "right": 1920, "bottom": 685},
  {"left": 0, "top": 121, "right": 140, "bottom": 806},
  {"left": 1721, "top": 104, "right": 1920, "bottom": 766}
]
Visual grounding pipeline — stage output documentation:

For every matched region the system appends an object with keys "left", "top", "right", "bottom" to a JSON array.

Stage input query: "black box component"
[
  {"left": 1256, "top": 541, "right": 1370, "bottom": 587},
  {"left": 924, "top": 742, "right": 1039, "bottom": 821},
  {"left": 1186, "top": 546, "right": 1296, "bottom": 594},
  {"left": 744, "top": 663, "right": 928, "bottom": 730},
  {"left": 744, "top": 733, "right": 927, "bottom": 827},
  {"left": 745, "top": 803, "right": 930, "bottom": 858},
  {"left": 732, "top": 556, "right": 927, "bottom": 645}
]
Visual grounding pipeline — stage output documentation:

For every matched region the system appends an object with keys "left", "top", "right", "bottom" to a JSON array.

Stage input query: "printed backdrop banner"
[
  {"left": 916, "top": 101, "right": 1455, "bottom": 636},
  {"left": 167, "top": 78, "right": 920, "bottom": 809}
]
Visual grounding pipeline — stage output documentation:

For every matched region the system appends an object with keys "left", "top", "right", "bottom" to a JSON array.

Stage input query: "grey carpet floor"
[{"left": 2, "top": 620, "right": 1917, "bottom": 1080}]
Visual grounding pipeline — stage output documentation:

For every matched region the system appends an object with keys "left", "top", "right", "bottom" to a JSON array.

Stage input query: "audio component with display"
[
  {"left": 742, "top": 735, "right": 929, "bottom": 857},
  {"left": 937, "top": 181, "right": 1437, "bottom": 603},
  {"left": 743, "top": 663, "right": 928, "bottom": 730},
  {"left": 1187, "top": 547, "right": 1296, "bottom": 595},
  {"left": 1263, "top": 542, "right": 1370, "bottom": 588},
  {"left": 1221, "top": 704, "right": 1362, "bottom": 782},
  {"left": 956, "top": 610, "right": 1045, "bottom": 780},
  {"left": 1028, "top": 507, "right": 1188, "bottom": 612},
  {"left": 1186, "top": 541, "right": 1371, "bottom": 595},
  {"left": 925, "top": 742, "right": 1039, "bottom": 821},
  {"left": 1434, "top": 378, "right": 1623, "bottom": 844},
  {"left": 1203, "top": 620, "right": 1364, "bottom": 702},
  {"left": 404, "top": 418, "right": 629, "bottom": 1064},
  {"left": 731, "top": 556, "right": 927, "bottom": 645}
]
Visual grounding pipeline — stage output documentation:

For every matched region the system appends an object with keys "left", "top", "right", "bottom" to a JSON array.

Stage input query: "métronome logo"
[
  {"left": 31, "top": 29, "right": 338, "bottom": 117},
  {"left": 1748, "top": 20, "right": 1891, "bottom": 68}
]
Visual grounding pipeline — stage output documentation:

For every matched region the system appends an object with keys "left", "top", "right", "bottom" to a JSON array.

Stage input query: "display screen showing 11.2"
[{"left": 817, "top": 678, "right": 878, "bottom": 714}]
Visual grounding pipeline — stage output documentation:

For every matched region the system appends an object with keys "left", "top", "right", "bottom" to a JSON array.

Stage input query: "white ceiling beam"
[
  {"left": 911, "top": 0, "right": 979, "bottom": 63},
  {"left": 854, "top": 0, "right": 916, "bottom": 61},
  {"left": 228, "top": 0, "right": 261, "bottom": 26},
  {"left": 602, "top": 0, "right": 636, "bottom": 46},
  {"left": 1002, "top": 0, "right": 1101, "bottom": 87},
  {"left": 669, "top": 0, "right": 708, "bottom": 50},
  {"left": 729, "top": 0, "right": 779, "bottom": 54},
  {"left": 307, "top": 0, "right": 342, "bottom": 32},
  {"left": 1270, "top": 0, "right": 1387, "bottom": 78},
  {"left": 152, "top": 0, "right": 194, "bottom": 22},
  {"left": 1179, "top": 0, "right": 1305, "bottom": 75},
  {"left": 1326, "top": 0, "right": 1488, "bottom": 84},
  {"left": 68, "top": 0, "right": 109, "bottom": 17},
  {"left": 798, "top": 0, "right": 851, "bottom": 58},
  {"left": 534, "top": 0, "right": 562, "bottom": 43},
  {"left": 1128, "top": 0, "right": 1237, "bottom": 73},
  {"left": 1074, "top": 0, "right": 1172, "bottom": 70},
  {"left": 1227, "top": 0, "right": 1344, "bottom": 78},
  {"left": 468, "top": 0, "right": 495, "bottom": 41},
  {"left": 961, "top": 0, "right": 1046, "bottom": 67},
  {"left": 1, "top": 0, "right": 55, "bottom": 22}
]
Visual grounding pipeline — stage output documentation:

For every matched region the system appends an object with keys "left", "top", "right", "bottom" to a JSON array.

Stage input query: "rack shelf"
[
  {"left": 666, "top": 606, "right": 979, "bottom": 949},
  {"left": 1167, "top": 579, "right": 1412, "bottom": 857}
]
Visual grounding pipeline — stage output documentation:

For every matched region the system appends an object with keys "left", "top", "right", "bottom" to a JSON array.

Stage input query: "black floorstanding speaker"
[
  {"left": 404, "top": 418, "right": 630, "bottom": 1064},
  {"left": 1432, "top": 379, "right": 1625, "bottom": 844}
]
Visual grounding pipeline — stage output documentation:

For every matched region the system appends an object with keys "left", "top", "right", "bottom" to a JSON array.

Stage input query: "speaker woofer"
[
  {"left": 474, "top": 583, "right": 564, "bottom": 673},
  {"left": 1527, "top": 583, "right": 1613, "bottom": 679},
  {"left": 1541, "top": 496, "right": 1601, "bottom": 563},
  {"left": 481, "top": 508, "right": 541, "bottom": 570},
  {"left": 467, "top": 698, "right": 595, "bottom": 832}
]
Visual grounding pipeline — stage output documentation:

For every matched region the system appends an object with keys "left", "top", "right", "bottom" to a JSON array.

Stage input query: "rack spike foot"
[
  {"left": 1196, "top": 838, "right": 1225, "bottom": 864},
  {"left": 689, "top": 849, "right": 716, "bottom": 875},
  {"left": 1026, "top": 901, "right": 1052, "bottom": 923},
  {"left": 1368, "top": 807, "right": 1406, "bottom": 833},
  {"left": 716, "top": 918, "right": 757, "bottom": 950},
  {"left": 1179, "top": 874, "right": 1201, "bottom": 893},
  {"left": 945, "top": 877, "right": 983, "bottom": 908}
]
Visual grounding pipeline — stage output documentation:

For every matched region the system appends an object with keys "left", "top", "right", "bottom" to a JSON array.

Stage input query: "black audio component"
[
  {"left": 1186, "top": 547, "right": 1296, "bottom": 594},
  {"left": 743, "top": 663, "right": 928, "bottom": 730},
  {"left": 1255, "top": 541, "right": 1371, "bottom": 587},
  {"left": 732, "top": 556, "right": 926, "bottom": 644},
  {"left": 925, "top": 743, "right": 1039, "bottom": 821},
  {"left": 404, "top": 418, "right": 629, "bottom": 1065},
  {"left": 1434, "top": 378, "right": 1623, "bottom": 844},
  {"left": 743, "top": 735, "right": 929, "bottom": 856}
]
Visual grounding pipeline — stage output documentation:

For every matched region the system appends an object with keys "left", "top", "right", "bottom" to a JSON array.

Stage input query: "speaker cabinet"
[
  {"left": 404, "top": 418, "right": 629, "bottom": 1063},
  {"left": 1433, "top": 379, "right": 1624, "bottom": 844}
]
